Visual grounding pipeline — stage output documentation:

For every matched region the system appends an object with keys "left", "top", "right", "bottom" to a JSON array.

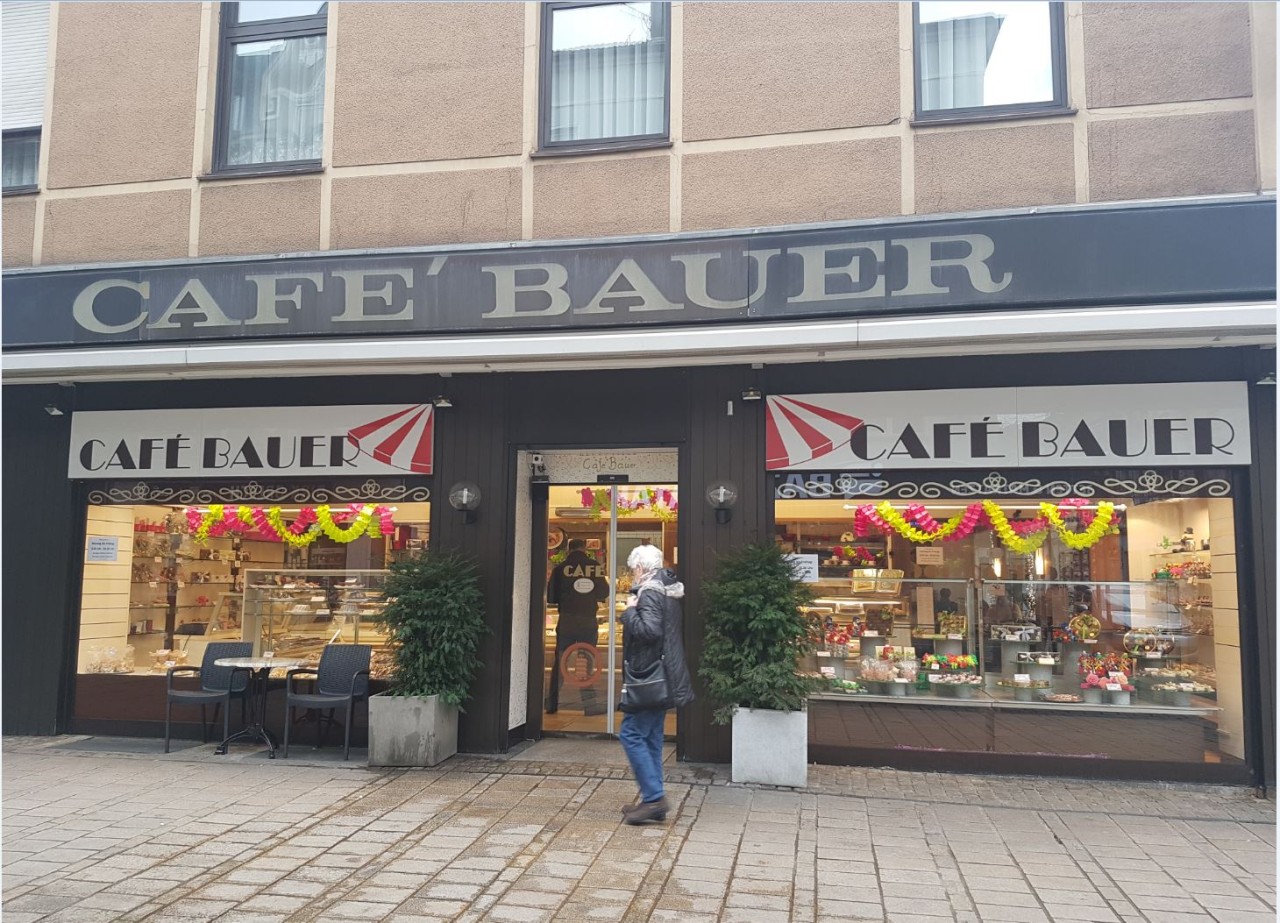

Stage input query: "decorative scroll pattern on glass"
[
  {"left": 87, "top": 479, "right": 430, "bottom": 505},
  {"left": 774, "top": 470, "right": 1231, "bottom": 500}
]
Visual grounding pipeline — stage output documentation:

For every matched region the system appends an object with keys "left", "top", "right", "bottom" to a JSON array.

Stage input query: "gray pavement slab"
[{"left": 1, "top": 736, "right": 1274, "bottom": 922}]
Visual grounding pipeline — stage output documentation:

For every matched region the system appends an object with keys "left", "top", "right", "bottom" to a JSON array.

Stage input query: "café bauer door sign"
[
  {"left": 68, "top": 405, "right": 435, "bottom": 478},
  {"left": 765, "top": 383, "right": 1251, "bottom": 470}
]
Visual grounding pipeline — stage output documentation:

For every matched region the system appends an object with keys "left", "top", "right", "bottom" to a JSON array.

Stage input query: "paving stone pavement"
[{"left": 2, "top": 736, "right": 1274, "bottom": 923}]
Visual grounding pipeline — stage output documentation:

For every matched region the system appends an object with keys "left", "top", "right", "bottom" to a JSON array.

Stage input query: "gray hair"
[{"left": 626, "top": 544, "right": 664, "bottom": 572}]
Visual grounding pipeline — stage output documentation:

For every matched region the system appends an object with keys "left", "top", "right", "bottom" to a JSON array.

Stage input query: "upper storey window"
[
  {"left": 214, "top": 1, "right": 327, "bottom": 174},
  {"left": 539, "top": 2, "right": 670, "bottom": 153},
  {"left": 914, "top": 1, "right": 1068, "bottom": 123},
  {"left": 2, "top": 1, "right": 50, "bottom": 194}
]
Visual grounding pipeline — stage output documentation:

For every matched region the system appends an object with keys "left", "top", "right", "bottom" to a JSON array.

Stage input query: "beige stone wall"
[
  {"left": 4, "top": 0, "right": 1271, "bottom": 270},
  {"left": 332, "top": 3, "right": 525, "bottom": 166},
  {"left": 532, "top": 157, "right": 670, "bottom": 239},
  {"left": 682, "top": 2, "right": 899, "bottom": 141},
  {"left": 915, "top": 123, "right": 1076, "bottom": 214},
  {"left": 42, "top": 190, "right": 191, "bottom": 265},
  {"left": 46, "top": 3, "right": 202, "bottom": 189},
  {"left": 331, "top": 169, "right": 522, "bottom": 250},
  {"left": 2, "top": 199, "right": 36, "bottom": 267}
]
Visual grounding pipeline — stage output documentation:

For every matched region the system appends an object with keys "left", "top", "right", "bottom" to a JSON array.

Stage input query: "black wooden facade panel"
[
  {"left": 2, "top": 385, "right": 77, "bottom": 735},
  {"left": 1246, "top": 365, "right": 1276, "bottom": 785},
  {"left": 431, "top": 374, "right": 512, "bottom": 753}
]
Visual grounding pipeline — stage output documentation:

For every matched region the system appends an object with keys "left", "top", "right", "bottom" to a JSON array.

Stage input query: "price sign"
[
  {"left": 819, "top": 666, "right": 835, "bottom": 678},
  {"left": 1014, "top": 673, "right": 1031, "bottom": 683},
  {"left": 915, "top": 547, "right": 944, "bottom": 565},
  {"left": 86, "top": 536, "right": 119, "bottom": 562},
  {"left": 784, "top": 554, "right": 820, "bottom": 583},
  {"left": 1105, "top": 683, "right": 1122, "bottom": 691},
  {"left": 148, "top": 581, "right": 158, "bottom": 588},
  {"left": 1038, "top": 657, "right": 1055, "bottom": 665},
  {"left": 947, "top": 633, "right": 964, "bottom": 640},
  {"left": 863, "top": 631, "right": 879, "bottom": 637}
]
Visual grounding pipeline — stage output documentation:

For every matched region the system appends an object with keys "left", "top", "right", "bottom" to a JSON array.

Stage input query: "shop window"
[
  {"left": 213, "top": 1, "right": 327, "bottom": 174},
  {"left": 776, "top": 482, "right": 1246, "bottom": 774},
  {"left": 539, "top": 1, "right": 670, "bottom": 152},
  {"left": 76, "top": 499, "right": 429, "bottom": 683},
  {"left": 2, "top": 129, "right": 40, "bottom": 192},
  {"left": 913, "top": 1, "right": 1068, "bottom": 123}
]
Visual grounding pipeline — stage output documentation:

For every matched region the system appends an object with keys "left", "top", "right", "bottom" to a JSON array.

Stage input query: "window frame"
[
  {"left": 210, "top": 1, "right": 329, "bottom": 177},
  {"left": 911, "top": 1, "right": 1070, "bottom": 126},
  {"left": 2, "top": 127, "right": 41, "bottom": 196},
  {"left": 537, "top": 0, "right": 672, "bottom": 156}
]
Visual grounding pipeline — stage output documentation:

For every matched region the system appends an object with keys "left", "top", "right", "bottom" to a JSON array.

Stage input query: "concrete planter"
[
  {"left": 732, "top": 707, "right": 807, "bottom": 788},
  {"left": 368, "top": 692, "right": 458, "bottom": 767}
]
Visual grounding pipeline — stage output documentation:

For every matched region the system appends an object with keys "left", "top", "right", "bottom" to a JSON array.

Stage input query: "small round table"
[{"left": 214, "top": 656, "right": 304, "bottom": 759}]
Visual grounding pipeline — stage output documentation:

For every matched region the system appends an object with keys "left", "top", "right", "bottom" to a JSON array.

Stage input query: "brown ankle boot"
[{"left": 622, "top": 797, "right": 669, "bottom": 825}]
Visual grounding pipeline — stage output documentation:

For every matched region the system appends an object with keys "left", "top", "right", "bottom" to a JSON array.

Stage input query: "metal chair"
[
  {"left": 283, "top": 644, "right": 371, "bottom": 760},
  {"left": 164, "top": 641, "right": 252, "bottom": 753}
]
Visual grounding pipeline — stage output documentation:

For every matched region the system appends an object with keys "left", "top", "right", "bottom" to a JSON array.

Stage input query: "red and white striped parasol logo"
[
  {"left": 766, "top": 395, "right": 865, "bottom": 470},
  {"left": 345, "top": 405, "right": 435, "bottom": 474}
]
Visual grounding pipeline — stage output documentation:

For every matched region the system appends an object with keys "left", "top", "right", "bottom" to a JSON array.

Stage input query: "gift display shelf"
[{"left": 811, "top": 689, "right": 1218, "bottom": 716}]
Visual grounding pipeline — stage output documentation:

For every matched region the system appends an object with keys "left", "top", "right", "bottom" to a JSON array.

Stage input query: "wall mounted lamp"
[
  {"left": 448, "top": 481, "right": 482, "bottom": 524},
  {"left": 431, "top": 395, "right": 454, "bottom": 408},
  {"left": 740, "top": 387, "right": 762, "bottom": 401},
  {"left": 706, "top": 480, "right": 739, "bottom": 524}
]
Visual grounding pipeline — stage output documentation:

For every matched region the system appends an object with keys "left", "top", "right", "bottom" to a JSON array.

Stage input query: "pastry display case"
[{"left": 243, "top": 569, "right": 393, "bottom": 677}]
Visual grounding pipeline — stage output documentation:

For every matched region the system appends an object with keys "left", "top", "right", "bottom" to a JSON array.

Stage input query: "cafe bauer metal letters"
[{"left": 4, "top": 190, "right": 1275, "bottom": 788}]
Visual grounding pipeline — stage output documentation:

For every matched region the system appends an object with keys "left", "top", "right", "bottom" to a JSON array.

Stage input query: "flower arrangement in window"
[
  {"left": 922, "top": 653, "right": 978, "bottom": 672},
  {"left": 832, "top": 544, "right": 880, "bottom": 566},
  {"left": 580, "top": 487, "right": 678, "bottom": 521},
  {"left": 1078, "top": 651, "right": 1134, "bottom": 682}
]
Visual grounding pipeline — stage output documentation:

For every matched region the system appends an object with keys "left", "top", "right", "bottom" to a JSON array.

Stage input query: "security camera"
[{"left": 531, "top": 454, "right": 545, "bottom": 466}]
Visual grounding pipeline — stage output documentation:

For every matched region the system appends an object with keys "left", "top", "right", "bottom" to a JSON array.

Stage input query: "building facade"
[{"left": 2, "top": 1, "right": 1276, "bottom": 786}]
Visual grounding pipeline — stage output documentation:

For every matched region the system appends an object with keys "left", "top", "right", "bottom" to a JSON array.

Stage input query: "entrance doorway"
[{"left": 539, "top": 483, "right": 679, "bottom": 738}]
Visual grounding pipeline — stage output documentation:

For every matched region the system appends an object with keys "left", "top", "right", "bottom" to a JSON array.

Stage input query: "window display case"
[{"left": 243, "top": 569, "right": 392, "bottom": 677}]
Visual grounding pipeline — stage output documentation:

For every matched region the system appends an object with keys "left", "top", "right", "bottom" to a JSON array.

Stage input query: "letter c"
[{"left": 73, "top": 279, "right": 149, "bottom": 335}]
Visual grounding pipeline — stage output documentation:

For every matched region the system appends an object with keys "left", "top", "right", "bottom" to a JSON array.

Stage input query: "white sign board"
[
  {"left": 68, "top": 405, "right": 435, "bottom": 478},
  {"left": 86, "top": 536, "right": 119, "bottom": 562},
  {"left": 765, "top": 382, "right": 1250, "bottom": 470},
  {"left": 539, "top": 449, "right": 679, "bottom": 483},
  {"left": 785, "top": 554, "right": 820, "bottom": 583},
  {"left": 916, "top": 547, "right": 944, "bottom": 565}
]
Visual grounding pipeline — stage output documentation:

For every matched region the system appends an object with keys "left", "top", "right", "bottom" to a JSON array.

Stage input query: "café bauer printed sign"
[
  {"left": 69, "top": 405, "right": 435, "bottom": 479},
  {"left": 765, "top": 383, "right": 1251, "bottom": 470}
]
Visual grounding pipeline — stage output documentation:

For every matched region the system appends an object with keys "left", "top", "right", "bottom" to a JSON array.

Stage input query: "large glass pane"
[
  {"left": 542, "top": 484, "right": 677, "bottom": 737},
  {"left": 548, "top": 2, "right": 667, "bottom": 143},
  {"left": 2, "top": 132, "right": 39, "bottom": 188},
  {"left": 777, "top": 487, "right": 1245, "bottom": 772},
  {"left": 236, "top": 2, "right": 326, "bottom": 24},
  {"left": 917, "top": 1, "right": 1055, "bottom": 112},
  {"left": 225, "top": 35, "right": 325, "bottom": 166}
]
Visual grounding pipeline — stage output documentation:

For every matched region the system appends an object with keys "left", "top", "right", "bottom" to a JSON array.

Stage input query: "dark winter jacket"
[{"left": 620, "top": 568, "right": 694, "bottom": 711}]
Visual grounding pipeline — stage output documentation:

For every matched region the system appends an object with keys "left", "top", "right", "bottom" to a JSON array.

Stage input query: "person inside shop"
[
  {"left": 617, "top": 543, "right": 693, "bottom": 825},
  {"left": 545, "top": 538, "right": 609, "bottom": 714},
  {"left": 934, "top": 587, "right": 959, "bottom": 614}
]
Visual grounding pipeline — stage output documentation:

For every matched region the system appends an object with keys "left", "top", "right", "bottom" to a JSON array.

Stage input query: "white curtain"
[
  {"left": 227, "top": 34, "right": 325, "bottom": 165},
  {"left": 549, "top": 5, "right": 666, "bottom": 143},
  {"left": 2, "top": 132, "right": 39, "bottom": 187},
  {"left": 919, "top": 14, "right": 1004, "bottom": 111}
]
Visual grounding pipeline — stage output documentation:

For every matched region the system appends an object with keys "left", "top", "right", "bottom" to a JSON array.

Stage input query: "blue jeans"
[{"left": 619, "top": 708, "right": 667, "bottom": 803}]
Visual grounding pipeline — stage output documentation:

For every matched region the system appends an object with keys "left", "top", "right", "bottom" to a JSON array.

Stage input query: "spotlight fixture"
[
  {"left": 43, "top": 405, "right": 64, "bottom": 416},
  {"left": 431, "top": 395, "right": 453, "bottom": 408},
  {"left": 1257, "top": 373, "right": 1276, "bottom": 386},
  {"left": 741, "top": 387, "right": 762, "bottom": 401}
]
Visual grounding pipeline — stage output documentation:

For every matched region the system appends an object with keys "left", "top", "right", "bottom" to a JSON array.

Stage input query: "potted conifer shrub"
[
  {"left": 700, "top": 543, "right": 816, "bottom": 787},
  {"left": 369, "top": 549, "right": 486, "bottom": 767}
]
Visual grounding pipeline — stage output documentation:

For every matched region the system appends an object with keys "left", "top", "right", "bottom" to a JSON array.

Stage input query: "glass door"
[{"left": 541, "top": 484, "right": 678, "bottom": 737}]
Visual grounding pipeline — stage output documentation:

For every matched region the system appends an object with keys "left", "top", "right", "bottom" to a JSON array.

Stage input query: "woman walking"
[{"left": 618, "top": 543, "right": 693, "bottom": 825}]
